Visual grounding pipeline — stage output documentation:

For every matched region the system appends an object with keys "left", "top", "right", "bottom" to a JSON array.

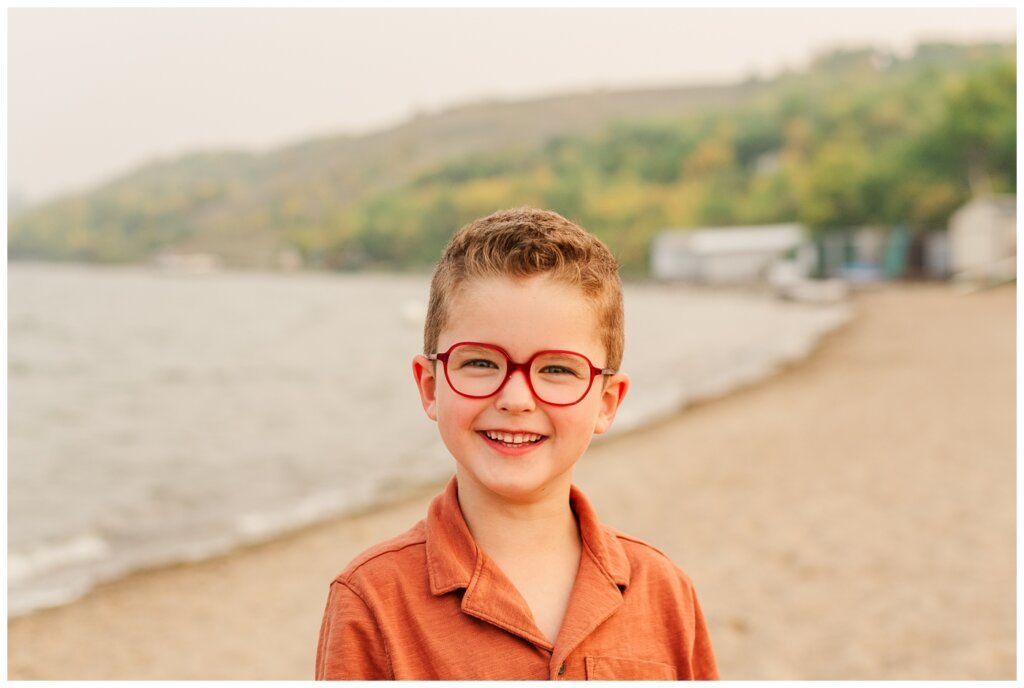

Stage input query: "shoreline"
[
  {"left": 9, "top": 264, "right": 850, "bottom": 622},
  {"left": 8, "top": 283, "right": 1015, "bottom": 679},
  {"left": 8, "top": 272, "right": 851, "bottom": 623}
]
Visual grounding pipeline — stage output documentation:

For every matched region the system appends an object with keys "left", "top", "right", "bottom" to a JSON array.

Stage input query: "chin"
[{"left": 464, "top": 462, "right": 574, "bottom": 505}]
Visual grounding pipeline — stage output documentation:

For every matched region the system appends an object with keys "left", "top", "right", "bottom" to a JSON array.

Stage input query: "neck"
[{"left": 455, "top": 475, "right": 581, "bottom": 560}]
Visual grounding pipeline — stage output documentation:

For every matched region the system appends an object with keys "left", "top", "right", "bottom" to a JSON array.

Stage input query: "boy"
[{"left": 316, "top": 208, "right": 718, "bottom": 680}]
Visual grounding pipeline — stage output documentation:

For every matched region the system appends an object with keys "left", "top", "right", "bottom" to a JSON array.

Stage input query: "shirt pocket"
[{"left": 585, "top": 656, "right": 678, "bottom": 680}]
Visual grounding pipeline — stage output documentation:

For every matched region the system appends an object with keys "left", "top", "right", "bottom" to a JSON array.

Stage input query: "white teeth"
[{"left": 484, "top": 431, "right": 543, "bottom": 445}]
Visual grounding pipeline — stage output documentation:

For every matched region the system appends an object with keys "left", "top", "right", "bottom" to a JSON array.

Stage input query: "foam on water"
[{"left": 8, "top": 533, "right": 111, "bottom": 587}]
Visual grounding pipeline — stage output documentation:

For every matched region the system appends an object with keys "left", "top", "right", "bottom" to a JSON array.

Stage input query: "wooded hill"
[{"left": 9, "top": 42, "right": 1014, "bottom": 274}]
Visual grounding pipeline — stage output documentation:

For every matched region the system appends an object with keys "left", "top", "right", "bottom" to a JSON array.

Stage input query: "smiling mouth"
[{"left": 480, "top": 430, "right": 547, "bottom": 448}]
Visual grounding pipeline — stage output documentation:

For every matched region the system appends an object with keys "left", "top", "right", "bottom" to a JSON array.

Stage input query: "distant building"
[
  {"left": 650, "top": 223, "right": 809, "bottom": 285},
  {"left": 948, "top": 195, "right": 1016, "bottom": 284},
  {"left": 817, "top": 225, "right": 911, "bottom": 281}
]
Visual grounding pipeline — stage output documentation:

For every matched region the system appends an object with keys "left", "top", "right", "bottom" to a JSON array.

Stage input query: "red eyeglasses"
[{"left": 428, "top": 341, "right": 615, "bottom": 407}]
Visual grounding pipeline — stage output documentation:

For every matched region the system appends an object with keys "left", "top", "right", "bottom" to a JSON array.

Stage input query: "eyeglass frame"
[{"left": 427, "top": 341, "right": 616, "bottom": 407}]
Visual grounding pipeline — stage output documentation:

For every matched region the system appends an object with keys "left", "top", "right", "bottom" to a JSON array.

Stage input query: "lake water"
[{"left": 8, "top": 262, "right": 850, "bottom": 617}]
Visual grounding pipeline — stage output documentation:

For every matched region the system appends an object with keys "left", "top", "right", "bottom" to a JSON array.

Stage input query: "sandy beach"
[{"left": 7, "top": 283, "right": 1015, "bottom": 680}]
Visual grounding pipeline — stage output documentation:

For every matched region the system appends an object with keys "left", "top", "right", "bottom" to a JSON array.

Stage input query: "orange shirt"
[{"left": 316, "top": 477, "right": 718, "bottom": 680}]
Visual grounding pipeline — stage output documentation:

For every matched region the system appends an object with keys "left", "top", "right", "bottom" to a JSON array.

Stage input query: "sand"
[{"left": 7, "top": 284, "right": 1015, "bottom": 680}]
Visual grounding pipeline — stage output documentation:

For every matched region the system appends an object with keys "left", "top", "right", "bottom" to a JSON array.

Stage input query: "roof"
[{"left": 653, "top": 223, "right": 805, "bottom": 255}]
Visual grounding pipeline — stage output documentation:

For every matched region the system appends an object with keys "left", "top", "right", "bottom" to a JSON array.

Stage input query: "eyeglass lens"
[{"left": 445, "top": 344, "right": 594, "bottom": 405}]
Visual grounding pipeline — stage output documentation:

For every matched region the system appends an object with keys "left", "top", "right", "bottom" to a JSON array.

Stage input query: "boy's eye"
[
  {"left": 463, "top": 358, "right": 500, "bottom": 370},
  {"left": 539, "top": 364, "right": 583, "bottom": 378}
]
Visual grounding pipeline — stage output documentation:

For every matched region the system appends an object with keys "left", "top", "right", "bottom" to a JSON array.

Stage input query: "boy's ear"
[
  {"left": 593, "top": 372, "right": 629, "bottom": 435},
  {"left": 412, "top": 355, "right": 438, "bottom": 421}
]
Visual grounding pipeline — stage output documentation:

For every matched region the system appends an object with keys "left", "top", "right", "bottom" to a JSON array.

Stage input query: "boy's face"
[{"left": 412, "top": 274, "right": 629, "bottom": 506}]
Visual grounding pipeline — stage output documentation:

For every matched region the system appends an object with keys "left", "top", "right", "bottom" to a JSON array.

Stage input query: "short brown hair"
[{"left": 424, "top": 207, "right": 625, "bottom": 369}]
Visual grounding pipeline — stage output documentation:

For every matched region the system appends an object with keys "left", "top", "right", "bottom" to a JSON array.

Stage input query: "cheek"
[
  {"left": 549, "top": 403, "right": 600, "bottom": 439},
  {"left": 435, "top": 389, "right": 481, "bottom": 430}
]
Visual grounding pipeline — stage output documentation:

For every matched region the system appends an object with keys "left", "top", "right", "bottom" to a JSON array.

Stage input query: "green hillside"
[{"left": 9, "top": 42, "right": 1014, "bottom": 273}]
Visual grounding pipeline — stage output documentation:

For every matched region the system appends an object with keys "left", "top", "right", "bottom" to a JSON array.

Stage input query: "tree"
[{"left": 937, "top": 61, "right": 1016, "bottom": 194}]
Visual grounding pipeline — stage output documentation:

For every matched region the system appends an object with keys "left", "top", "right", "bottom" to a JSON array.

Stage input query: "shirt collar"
[{"left": 425, "top": 475, "right": 631, "bottom": 597}]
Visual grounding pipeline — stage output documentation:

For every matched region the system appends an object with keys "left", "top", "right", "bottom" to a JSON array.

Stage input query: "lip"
[{"left": 477, "top": 430, "right": 548, "bottom": 457}]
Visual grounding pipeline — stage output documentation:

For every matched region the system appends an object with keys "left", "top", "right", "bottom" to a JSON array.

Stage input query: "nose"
[{"left": 495, "top": 367, "right": 536, "bottom": 413}]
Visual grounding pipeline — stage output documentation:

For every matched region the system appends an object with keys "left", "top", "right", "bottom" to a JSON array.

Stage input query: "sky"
[{"left": 7, "top": 7, "right": 1017, "bottom": 205}]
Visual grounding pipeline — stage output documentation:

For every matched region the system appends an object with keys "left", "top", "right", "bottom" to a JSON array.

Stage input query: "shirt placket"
[{"left": 547, "top": 548, "right": 625, "bottom": 680}]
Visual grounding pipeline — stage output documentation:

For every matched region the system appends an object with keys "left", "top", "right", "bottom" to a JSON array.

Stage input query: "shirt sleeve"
[
  {"left": 688, "top": 585, "right": 720, "bottom": 680},
  {"left": 315, "top": 580, "right": 393, "bottom": 680}
]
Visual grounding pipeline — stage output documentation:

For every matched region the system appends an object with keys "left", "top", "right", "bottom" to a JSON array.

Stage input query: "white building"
[
  {"left": 651, "top": 223, "right": 809, "bottom": 285},
  {"left": 948, "top": 195, "right": 1016, "bottom": 284}
]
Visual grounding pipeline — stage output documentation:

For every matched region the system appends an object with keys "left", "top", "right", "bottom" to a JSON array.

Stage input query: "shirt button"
[{"left": 557, "top": 661, "right": 567, "bottom": 677}]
